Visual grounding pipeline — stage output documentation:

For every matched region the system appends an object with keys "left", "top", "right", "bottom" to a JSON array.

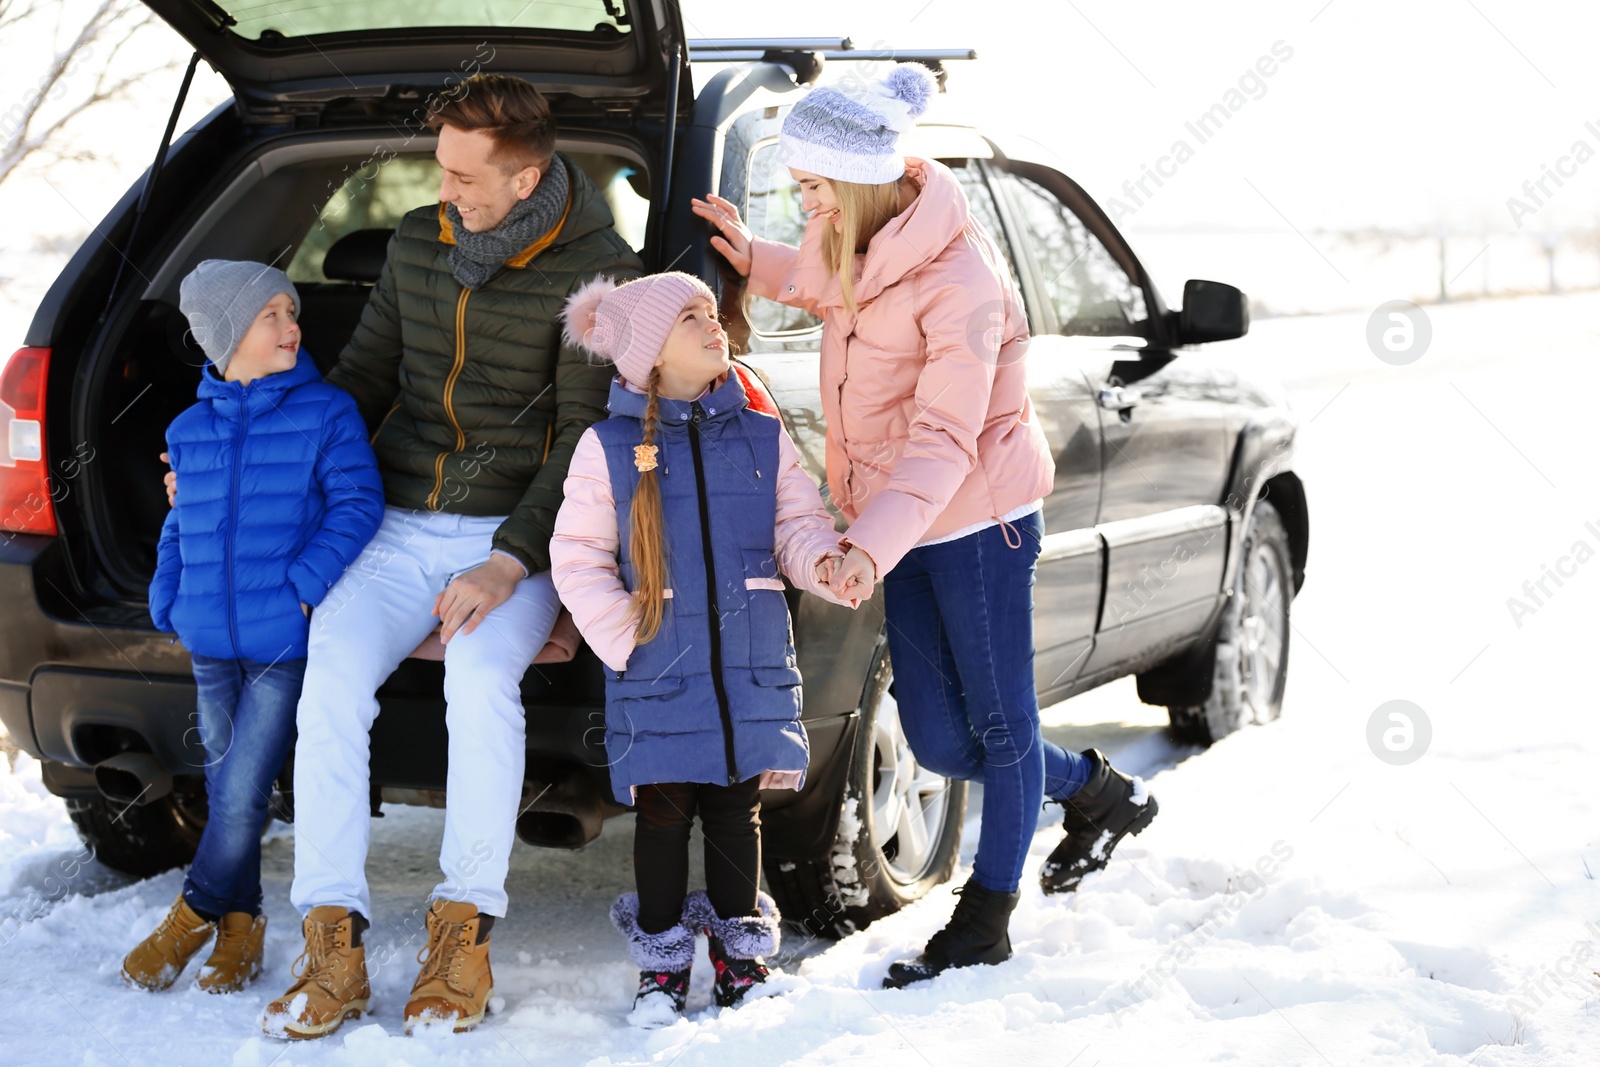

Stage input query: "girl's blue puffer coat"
[
  {"left": 149, "top": 351, "right": 385, "bottom": 663},
  {"left": 592, "top": 371, "right": 809, "bottom": 804}
]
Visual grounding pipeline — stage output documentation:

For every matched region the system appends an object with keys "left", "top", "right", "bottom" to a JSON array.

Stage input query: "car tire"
[
  {"left": 64, "top": 784, "right": 208, "bottom": 879},
  {"left": 1167, "top": 499, "right": 1292, "bottom": 746},
  {"left": 764, "top": 636, "right": 967, "bottom": 940}
]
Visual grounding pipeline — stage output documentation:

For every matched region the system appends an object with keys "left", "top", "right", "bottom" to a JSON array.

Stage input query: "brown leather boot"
[
  {"left": 121, "top": 895, "right": 215, "bottom": 991},
  {"left": 196, "top": 912, "right": 266, "bottom": 994},
  {"left": 261, "top": 906, "right": 370, "bottom": 1040},
  {"left": 403, "top": 900, "right": 495, "bottom": 1033}
]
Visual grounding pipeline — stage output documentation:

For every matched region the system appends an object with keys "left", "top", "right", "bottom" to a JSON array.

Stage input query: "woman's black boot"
[
  {"left": 882, "top": 879, "right": 1020, "bottom": 989},
  {"left": 1040, "top": 747, "right": 1158, "bottom": 895}
]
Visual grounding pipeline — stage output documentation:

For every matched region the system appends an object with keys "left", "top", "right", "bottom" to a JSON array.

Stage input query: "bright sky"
[
  {"left": 682, "top": 0, "right": 1600, "bottom": 235},
  {"left": 1, "top": 0, "right": 1597, "bottom": 337}
]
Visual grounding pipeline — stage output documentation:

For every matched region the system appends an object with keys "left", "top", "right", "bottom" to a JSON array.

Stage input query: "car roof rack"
[
  {"left": 689, "top": 37, "right": 857, "bottom": 54},
  {"left": 686, "top": 38, "right": 976, "bottom": 88}
]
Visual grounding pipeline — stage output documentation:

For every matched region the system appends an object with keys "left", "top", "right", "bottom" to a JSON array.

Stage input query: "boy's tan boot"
[
  {"left": 121, "top": 895, "right": 215, "bottom": 991},
  {"left": 403, "top": 900, "right": 495, "bottom": 1033},
  {"left": 261, "top": 906, "right": 370, "bottom": 1040},
  {"left": 196, "top": 912, "right": 266, "bottom": 994}
]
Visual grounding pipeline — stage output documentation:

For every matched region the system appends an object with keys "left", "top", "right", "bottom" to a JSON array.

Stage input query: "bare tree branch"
[
  {"left": 0, "top": 0, "right": 44, "bottom": 35},
  {"left": 0, "top": 0, "right": 168, "bottom": 188}
]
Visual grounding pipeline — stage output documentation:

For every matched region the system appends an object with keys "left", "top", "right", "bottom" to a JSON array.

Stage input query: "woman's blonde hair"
[
  {"left": 818, "top": 174, "right": 915, "bottom": 317},
  {"left": 629, "top": 367, "right": 669, "bottom": 643}
]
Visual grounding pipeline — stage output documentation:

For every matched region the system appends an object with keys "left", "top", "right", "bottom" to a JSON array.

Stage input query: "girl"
[
  {"left": 549, "top": 271, "right": 850, "bottom": 1025},
  {"left": 691, "top": 64, "right": 1159, "bottom": 988}
]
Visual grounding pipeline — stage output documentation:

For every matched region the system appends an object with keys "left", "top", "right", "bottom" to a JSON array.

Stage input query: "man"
[{"left": 259, "top": 74, "right": 641, "bottom": 1038}]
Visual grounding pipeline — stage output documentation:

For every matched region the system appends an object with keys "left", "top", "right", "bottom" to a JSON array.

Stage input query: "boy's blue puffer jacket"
[{"left": 149, "top": 351, "right": 385, "bottom": 662}]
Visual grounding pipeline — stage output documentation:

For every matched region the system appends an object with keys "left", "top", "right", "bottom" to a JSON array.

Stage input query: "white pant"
[{"left": 289, "top": 507, "right": 561, "bottom": 919}]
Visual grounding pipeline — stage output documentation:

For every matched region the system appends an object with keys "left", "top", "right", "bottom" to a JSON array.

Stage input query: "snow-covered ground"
[{"left": 2, "top": 292, "right": 1599, "bottom": 1065}]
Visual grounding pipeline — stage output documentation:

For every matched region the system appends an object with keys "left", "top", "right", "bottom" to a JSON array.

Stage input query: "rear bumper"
[
  {"left": 0, "top": 535, "right": 195, "bottom": 765},
  {"left": 0, "top": 535, "right": 195, "bottom": 697},
  {"left": 0, "top": 538, "right": 612, "bottom": 792},
  {"left": 29, "top": 667, "right": 203, "bottom": 773},
  {"left": 0, "top": 538, "right": 614, "bottom": 771},
  {"left": 1, "top": 538, "right": 844, "bottom": 817},
  {"left": 21, "top": 665, "right": 623, "bottom": 796}
]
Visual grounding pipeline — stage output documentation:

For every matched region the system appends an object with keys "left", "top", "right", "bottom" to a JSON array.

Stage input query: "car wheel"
[
  {"left": 1167, "top": 499, "right": 1292, "bottom": 746},
  {"left": 64, "top": 783, "right": 208, "bottom": 879},
  {"left": 764, "top": 636, "right": 967, "bottom": 940}
]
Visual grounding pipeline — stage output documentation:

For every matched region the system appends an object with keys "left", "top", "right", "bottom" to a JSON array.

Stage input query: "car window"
[
  {"left": 996, "top": 171, "right": 1149, "bottom": 337},
  {"left": 737, "top": 148, "right": 1032, "bottom": 339},
  {"left": 946, "top": 159, "right": 1026, "bottom": 298},
  {"left": 216, "top": 0, "right": 629, "bottom": 40},
  {"left": 743, "top": 139, "right": 823, "bottom": 336},
  {"left": 564, "top": 150, "right": 650, "bottom": 253},
  {"left": 288, "top": 157, "right": 442, "bottom": 283},
  {"left": 288, "top": 151, "right": 650, "bottom": 283}
]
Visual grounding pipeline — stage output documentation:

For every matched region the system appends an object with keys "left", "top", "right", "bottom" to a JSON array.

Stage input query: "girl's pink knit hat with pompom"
[{"left": 561, "top": 271, "right": 716, "bottom": 387}]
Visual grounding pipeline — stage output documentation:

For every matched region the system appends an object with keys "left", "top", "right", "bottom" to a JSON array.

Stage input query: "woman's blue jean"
[
  {"left": 182, "top": 653, "right": 305, "bottom": 918},
  {"left": 882, "top": 509, "right": 1090, "bottom": 894}
]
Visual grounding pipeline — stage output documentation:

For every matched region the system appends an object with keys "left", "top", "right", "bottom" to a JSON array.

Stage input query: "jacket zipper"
[
  {"left": 370, "top": 401, "right": 400, "bottom": 446},
  {"left": 837, "top": 372, "right": 853, "bottom": 496},
  {"left": 428, "top": 287, "right": 472, "bottom": 509},
  {"left": 688, "top": 403, "right": 739, "bottom": 784},
  {"left": 225, "top": 393, "right": 249, "bottom": 659}
]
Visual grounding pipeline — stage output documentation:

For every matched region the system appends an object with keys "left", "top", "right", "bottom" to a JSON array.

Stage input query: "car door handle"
[{"left": 1098, "top": 386, "right": 1141, "bottom": 411}]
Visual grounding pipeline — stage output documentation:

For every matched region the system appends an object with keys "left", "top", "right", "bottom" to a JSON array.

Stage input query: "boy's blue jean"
[
  {"left": 181, "top": 653, "right": 305, "bottom": 918},
  {"left": 882, "top": 509, "right": 1091, "bottom": 894}
]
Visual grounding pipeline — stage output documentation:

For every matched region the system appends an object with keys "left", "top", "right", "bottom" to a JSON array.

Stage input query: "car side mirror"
[{"left": 1177, "top": 279, "right": 1249, "bottom": 344}]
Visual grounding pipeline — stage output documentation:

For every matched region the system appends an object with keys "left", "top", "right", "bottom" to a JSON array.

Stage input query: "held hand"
[
  {"left": 812, "top": 550, "right": 843, "bottom": 589},
  {"left": 161, "top": 452, "right": 176, "bottom": 507},
  {"left": 301, "top": 602, "right": 311, "bottom": 619},
  {"left": 690, "top": 194, "right": 753, "bottom": 277},
  {"left": 433, "top": 554, "right": 524, "bottom": 643},
  {"left": 827, "top": 546, "right": 877, "bottom": 603}
]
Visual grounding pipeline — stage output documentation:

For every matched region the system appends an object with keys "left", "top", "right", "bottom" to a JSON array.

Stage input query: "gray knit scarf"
[{"left": 445, "top": 157, "right": 569, "bottom": 290}]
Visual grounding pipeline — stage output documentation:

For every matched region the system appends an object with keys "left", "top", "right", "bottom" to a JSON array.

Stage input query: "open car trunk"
[
  {"left": 68, "top": 3, "right": 690, "bottom": 605},
  {"left": 84, "top": 131, "right": 652, "bottom": 602},
  {"left": 25, "top": 2, "right": 689, "bottom": 615},
  {"left": 141, "top": 0, "right": 690, "bottom": 122}
]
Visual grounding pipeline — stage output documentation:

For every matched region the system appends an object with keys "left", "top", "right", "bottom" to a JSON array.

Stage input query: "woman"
[{"left": 691, "top": 63, "right": 1158, "bottom": 988}]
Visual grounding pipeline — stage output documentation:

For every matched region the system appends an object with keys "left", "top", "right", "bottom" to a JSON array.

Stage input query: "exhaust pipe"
[
  {"left": 515, "top": 770, "right": 608, "bottom": 850},
  {"left": 94, "top": 752, "right": 173, "bottom": 806}
]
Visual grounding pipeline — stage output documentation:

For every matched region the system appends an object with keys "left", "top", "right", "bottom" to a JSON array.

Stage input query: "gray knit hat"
[
  {"left": 178, "top": 259, "right": 299, "bottom": 375},
  {"left": 778, "top": 64, "right": 938, "bottom": 185}
]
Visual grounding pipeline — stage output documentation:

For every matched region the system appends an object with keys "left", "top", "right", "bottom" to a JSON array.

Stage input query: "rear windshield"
[{"left": 217, "top": 0, "right": 632, "bottom": 40}]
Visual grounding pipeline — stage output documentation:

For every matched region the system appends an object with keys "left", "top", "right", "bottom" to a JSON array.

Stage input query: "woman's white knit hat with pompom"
[
  {"left": 561, "top": 271, "right": 716, "bottom": 388},
  {"left": 778, "top": 63, "right": 938, "bottom": 185}
]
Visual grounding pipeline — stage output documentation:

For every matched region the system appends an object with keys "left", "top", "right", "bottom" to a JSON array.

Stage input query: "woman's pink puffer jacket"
[{"left": 748, "top": 156, "right": 1054, "bottom": 577}]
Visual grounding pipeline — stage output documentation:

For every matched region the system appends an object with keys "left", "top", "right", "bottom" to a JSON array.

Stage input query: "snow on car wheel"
[
  {"left": 65, "top": 787, "right": 208, "bottom": 879},
  {"left": 764, "top": 636, "right": 966, "bottom": 939},
  {"left": 1167, "top": 499, "right": 1292, "bottom": 746}
]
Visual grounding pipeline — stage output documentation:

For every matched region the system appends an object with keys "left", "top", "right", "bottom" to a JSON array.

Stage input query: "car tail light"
[{"left": 0, "top": 347, "right": 57, "bottom": 536}]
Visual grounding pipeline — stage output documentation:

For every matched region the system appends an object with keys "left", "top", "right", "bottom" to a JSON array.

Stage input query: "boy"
[{"left": 123, "top": 260, "right": 383, "bottom": 995}]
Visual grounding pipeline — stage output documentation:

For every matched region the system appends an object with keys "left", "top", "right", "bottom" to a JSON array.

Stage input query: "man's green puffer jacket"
[{"left": 326, "top": 154, "right": 643, "bottom": 575}]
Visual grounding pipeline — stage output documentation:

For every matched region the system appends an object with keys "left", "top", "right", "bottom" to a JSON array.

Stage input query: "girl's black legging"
[{"left": 633, "top": 777, "right": 762, "bottom": 935}]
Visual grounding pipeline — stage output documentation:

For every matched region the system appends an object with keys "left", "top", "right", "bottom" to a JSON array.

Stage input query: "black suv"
[{"left": 0, "top": 1, "right": 1307, "bottom": 938}]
